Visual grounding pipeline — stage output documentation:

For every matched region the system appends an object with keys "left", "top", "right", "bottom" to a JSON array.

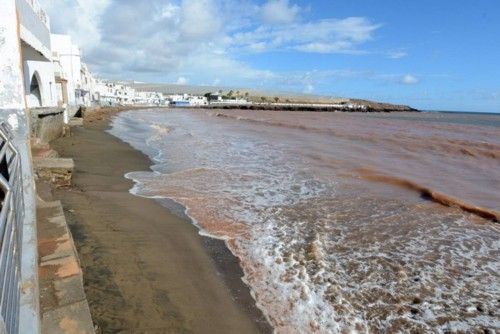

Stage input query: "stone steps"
[
  {"left": 34, "top": 158, "right": 74, "bottom": 187},
  {"left": 37, "top": 200, "right": 95, "bottom": 334}
]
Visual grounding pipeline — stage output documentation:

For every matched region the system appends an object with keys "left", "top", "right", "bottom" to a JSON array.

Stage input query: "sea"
[{"left": 109, "top": 109, "right": 500, "bottom": 333}]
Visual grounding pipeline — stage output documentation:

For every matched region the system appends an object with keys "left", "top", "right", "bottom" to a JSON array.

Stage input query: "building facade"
[
  {"left": 50, "top": 34, "right": 82, "bottom": 114},
  {"left": 16, "top": 0, "right": 57, "bottom": 108}
]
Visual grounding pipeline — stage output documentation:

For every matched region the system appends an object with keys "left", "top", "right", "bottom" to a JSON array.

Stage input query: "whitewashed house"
[
  {"left": 120, "top": 85, "right": 136, "bottom": 105},
  {"left": 94, "top": 81, "right": 118, "bottom": 105},
  {"left": 134, "top": 91, "right": 149, "bottom": 105},
  {"left": 79, "top": 63, "right": 97, "bottom": 106},
  {"left": 16, "top": 0, "right": 57, "bottom": 108},
  {"left": 51, "top": 51, "right": 69, "bottom": 108},
  {"left": 134, "top": 91, "right": 167, "bottom": 105},
  {"left": 188, "top": 95, "right": 208, "bottom": 106},
  {"left": 94, "top": 81, "right": 136, "bottom": 106},
  {"left": 50, "top": 34, "right": 82, "bottom": 114},
  {"left": 109, "top": 83, "right": 134, "bottom": 105}
]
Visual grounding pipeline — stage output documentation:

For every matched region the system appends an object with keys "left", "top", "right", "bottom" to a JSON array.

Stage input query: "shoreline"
[{"left": 50, "top": 109, "right": 272, "bottom": 333}]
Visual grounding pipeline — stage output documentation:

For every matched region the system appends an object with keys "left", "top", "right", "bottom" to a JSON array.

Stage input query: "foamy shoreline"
[
  {"left": 49, "top": 109, "right": 273, "bottom": 333},
  {"left": 109, "top": 108, "right": 500, "bottom": 333}
]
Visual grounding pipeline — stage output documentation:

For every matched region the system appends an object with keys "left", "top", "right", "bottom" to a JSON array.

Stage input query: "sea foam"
[{"left": 109, "top": 109, "right": 500, "bottom": 333}]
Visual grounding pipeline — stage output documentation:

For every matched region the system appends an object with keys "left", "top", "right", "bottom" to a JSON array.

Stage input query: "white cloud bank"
[
  {"left": 40, "top": 0, "right": 414, "bottom": 92},
  {"left": 232, "top": 16, "right": 381, "bottom": 54},
  {"left": 40, "top": 0, "right": 111, "bottom": 52}
]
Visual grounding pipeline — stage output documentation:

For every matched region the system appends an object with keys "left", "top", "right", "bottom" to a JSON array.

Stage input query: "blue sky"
[{"left": 42, "top": 0, "right": 500, "bottom": 112}]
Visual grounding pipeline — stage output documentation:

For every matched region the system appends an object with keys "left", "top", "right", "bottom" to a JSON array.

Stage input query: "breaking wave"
[
  {"left": 356, "top": 168, "right": 500, "bottom": 222},
  {"left": 110, "top": 109, "right": 500, "bottom": 333}
]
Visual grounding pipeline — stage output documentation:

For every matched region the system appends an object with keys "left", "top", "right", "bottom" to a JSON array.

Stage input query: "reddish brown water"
[{"left": 111, "top": 109, "right": 500, "bottom": 333}]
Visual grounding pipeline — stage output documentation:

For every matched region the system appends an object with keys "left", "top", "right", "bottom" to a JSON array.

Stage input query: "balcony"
[
  {"left": 23, "top": 0, "right": 49, "bottom": 27},
  {"left": 16, "top": 0, "right": 51, "bottom": 60}
]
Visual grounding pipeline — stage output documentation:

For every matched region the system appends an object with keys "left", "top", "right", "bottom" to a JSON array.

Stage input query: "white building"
[
  {"left": 17, "top": 0, "right": 57, "bottom": 108},
  {"left": 168, "top": 93, "right": 189, "bottom": 102},
  {"left": 110, "top": 83, "right": 135, "bottom": 105},
  {"left": 50, "top": 34, "right": 82, "bottom": 111},
  {"left": 134, "top": 91, "right": 166, "bottom": 105},
  {"left": 167, "top": 94, "right": 208, "bottom": 106},
  {"left": 120, "top": 85, "right": 136, "bottom": 105},
  {"left": 94, "top": 81, "right": 118, "bottom": 105},
  {"left": 79, "top": 63, "right": 97, "bottom": 106},
  {"left": 93, "top": 81, "right": 142, "bottom": 106},
  {"left": 188, "top": 95, "right": 208, "bottom": 106}
]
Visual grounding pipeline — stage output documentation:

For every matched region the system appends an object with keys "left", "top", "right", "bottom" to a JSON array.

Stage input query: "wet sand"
[{"left": 49, "top": 109, "right": 272, "bottom": 334}]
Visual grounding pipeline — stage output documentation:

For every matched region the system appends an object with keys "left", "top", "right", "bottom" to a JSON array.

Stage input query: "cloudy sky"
[{"left": 41, "top": 0, "right": 500, "bottom": 112}]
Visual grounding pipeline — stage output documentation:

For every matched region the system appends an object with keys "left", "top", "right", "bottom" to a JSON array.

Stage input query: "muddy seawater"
[{"left": 109, "top": 109, "right": 500, "bottom": 333}]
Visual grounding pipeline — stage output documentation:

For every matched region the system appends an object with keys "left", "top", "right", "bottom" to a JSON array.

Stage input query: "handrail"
[{"left": 0, "top": 122, "right": 23, "bottom": 334}]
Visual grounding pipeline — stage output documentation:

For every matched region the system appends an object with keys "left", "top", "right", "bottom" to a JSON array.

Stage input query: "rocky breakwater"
[{"left": 202, "top": 99, "right": 418, "bottom": 113}]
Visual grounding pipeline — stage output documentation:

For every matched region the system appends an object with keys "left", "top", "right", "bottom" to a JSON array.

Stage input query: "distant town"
[
  {"left": 19, "top": 0, "right": 416, "bottom": 120},
  {"left": 31, "top": 30, "right": 379, "bottom": 113}
]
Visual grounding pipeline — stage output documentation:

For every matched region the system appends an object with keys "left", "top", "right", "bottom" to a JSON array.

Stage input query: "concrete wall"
[{"left": 30, "top": 108, "right": 65, "bottom": 143}]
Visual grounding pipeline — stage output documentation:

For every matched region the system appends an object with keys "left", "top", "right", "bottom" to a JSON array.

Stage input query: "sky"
[{"left": 40, "top": 0, "right": 500, "bottom": 112}]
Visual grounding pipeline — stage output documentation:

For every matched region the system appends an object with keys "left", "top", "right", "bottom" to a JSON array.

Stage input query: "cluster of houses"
[
  {"left": 14, "top": 0, "right": 370, "bottom": 122},
  {"left": 96, "top": 82, "right": 168, "bottom": 107},
  {"left": 19, "top": 0, "right": 170, "bottom": 116},
  {"left": 17, "top": 0, "right": 253, "bottom": 122}
]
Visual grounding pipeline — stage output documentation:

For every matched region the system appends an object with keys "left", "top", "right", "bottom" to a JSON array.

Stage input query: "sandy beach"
[{"left": 49, "top": 108, "right": 272, "bottom": 334}]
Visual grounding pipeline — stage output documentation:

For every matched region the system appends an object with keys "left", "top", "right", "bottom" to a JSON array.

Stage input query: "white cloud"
[
  {"left": 400, "top": 74, "right": 419, "bottom": 85},
  {"left": 40, "top": 0, "right": 111, "bottom": 52},
  {"left": 160, "top": 3, "right": 180, "bottom": 19},
  {"left": 232, "top": 17, "right": 381, "bottom": 54},
  {"left": 387, "top": 50, "right": 408, "bottom": 59},
  {"left": 179, "top": 51, "right": 276, "bottom": 83},
  {"left": 261, "top": 0, "right": 300, "bottom": 24},
  {"left": 304, "top": 84, "right": 314, "bottom": 93},
  {"left": 176, "top": 76, "right": 188, "bottom": 85},
  {"left": 39, "top": 0, "right": 408, "bottom": 92},
  {"left": 296, "top": 42, "right": 366, "bottom": 54},
  {"left": 180, "top": 0, "right": 222, "bottom": 39}
]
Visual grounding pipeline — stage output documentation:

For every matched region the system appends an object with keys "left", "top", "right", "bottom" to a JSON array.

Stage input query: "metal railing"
[{"left": 0, "top": 123, "right": 24, "bottom": 334}]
